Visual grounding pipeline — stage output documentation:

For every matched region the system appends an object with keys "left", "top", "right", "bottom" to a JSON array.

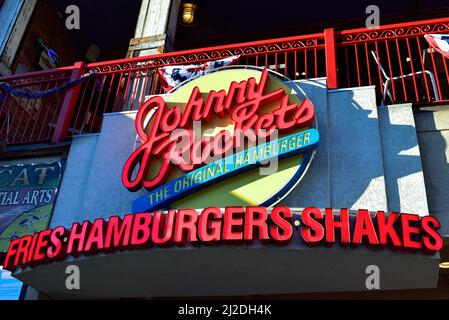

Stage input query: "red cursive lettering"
[{"left": 122, "top": 68, "right": 315, "bottom": 192}]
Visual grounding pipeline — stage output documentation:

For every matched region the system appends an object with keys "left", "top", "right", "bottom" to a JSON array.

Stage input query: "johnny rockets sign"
[
  {"left": 122, "top": 67, "right": 318, "bottom": 212},
  {"left": 2, "top": 67, "right": 443, "bottom": 272}
]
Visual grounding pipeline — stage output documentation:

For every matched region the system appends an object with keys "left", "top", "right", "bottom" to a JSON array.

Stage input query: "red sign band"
[{"left": 3, "top": 207, "right": 442, "bottom": 272}]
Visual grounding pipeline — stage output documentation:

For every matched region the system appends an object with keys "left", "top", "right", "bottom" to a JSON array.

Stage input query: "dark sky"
[
  {"left": 47, "top": 0, "right": 141, "bottom": 59},
  {"left": 46, "top": 0, "right": 449, "bottom": 57},
  {"left": 176, "top": 0, "right": 449, "bottom": 49}
]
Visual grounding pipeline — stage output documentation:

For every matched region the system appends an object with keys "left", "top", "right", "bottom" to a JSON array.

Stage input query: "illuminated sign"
[
  {"left": 2, "top": 68, "right": 444, "bottom": 273},
  {"left": 3, "top": 207, "right": 443, "bottom": 272},
  {"left": 122, "top": 67, "right": 318, "bottom": 212}
]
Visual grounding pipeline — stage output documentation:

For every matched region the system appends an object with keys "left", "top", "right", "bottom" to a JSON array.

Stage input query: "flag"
[
  {"left": 424, "top": 34, "right": 449, "bottom": 59},
  {"left": 158, "top": 55, "right": 240, "bottom": 92}
]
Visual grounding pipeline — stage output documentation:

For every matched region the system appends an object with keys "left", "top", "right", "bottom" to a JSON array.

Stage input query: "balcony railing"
[
  {"left": 1, "top": 17, "right": 449, "bottom": 147},
  {"left": 0, "top": 67, "right": 74, "bottom": 146}
]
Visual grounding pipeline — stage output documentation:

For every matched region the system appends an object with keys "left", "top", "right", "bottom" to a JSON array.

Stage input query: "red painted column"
[
  {"left": 51, "top": 62, "right": 87, "bottom": 143},
  {"left": 324, "top": 28, "right": 338, "bottom": 89}
]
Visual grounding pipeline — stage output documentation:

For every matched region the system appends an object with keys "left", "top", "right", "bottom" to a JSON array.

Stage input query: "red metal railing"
[
  {"left": 1, "top": 17, "right": 449, "bottom": 147},
  {"left": 65, "top": 32, "right": 325, "bottom": 140},
  {"left": 336, "top": 17, "right": 449, "bottom": 105},
  {"left": 0, "top": 67, "right": 74, "bottom": 146}
]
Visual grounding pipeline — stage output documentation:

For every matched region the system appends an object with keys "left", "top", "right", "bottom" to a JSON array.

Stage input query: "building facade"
[{"left": 1, "top": 0, "right": 449, "bottom": 299}]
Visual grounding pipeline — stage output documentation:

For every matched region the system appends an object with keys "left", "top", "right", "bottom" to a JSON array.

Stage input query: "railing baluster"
[
  {"left": 0, "top": 97, "right": 10, "bottom": 140},
  {"left": 20, "top": 81, "right": 52, "bottom": 143},
  {"left": 149, "top": 70, "right": 158, "bottom": 96},
  {"left": 113, "top": 72, "right": 125, "bottom": 112},
  {"left": 11, "top": 100, "right": 30, "bottom": 143},
  {"left": 429, "top": 46, "right": 443, "bottom": 101},
  {"left": 46, "top": 94, "right": 63, "bottom": 141},
  {"left": 139, "top": 70, "right": 151, "bottom": 105},
  {"left": 441, "top": 54, "right": 449, "bottom": 101},
  {"left": 304, "top": 50, "right": 308, "bottom": 79},
  {"left": 5, "top": 100, "right": 23, "bottom": 143},
  {"left": 284, "top": 52, "right": 288, "bottom": 77},
  {"left": 364, "top": 43, "right": 372, "bottom": 86},
  {"left": 344, "top": 46, "right": 350, "bottom": 87},
  {"left": 104, "top": 74, "right": 116, "bottom": 113},
  {"left": 10, "top": 104, "right": 26, "bottom": 143},
  {"left": 89, "top": 76, "right": 107, "bottom": 133},
  {"left": 84, "top": 76, "right": 98, "bottom": 133},
  {"left": 0, "top": 98, "right": 14, "bottom": 140},
  {"left": 46, "top": 94, "right": 64, "bottom": 141},
  {"left": 405, "top": 38, "right": 420, "bottom": 102},
  {"left": 294, "top": 51, "right": 298, "bottom": 80},
  {"left": 73, "top": 80, "right": 90, "bottom": 134},
  {"left": 131, "top": 71, "right": 142, "bottom": 110},
  {"left": 374, "top": 42, "right": 385, "bottom": 99},
  {"left": 395, "top": 39, "right": 408, "bottom": 102},
  {"left": 99, "top": 76, "right": 118, "bottom": 131},
  {"left": 121, "top": 71, "right": 133, "bottom": 111},
  {"left": 354, "top": 44, "right": 361, "bottom": 87},
  {"left": 384, "top": 40, "right": 397, "bottom": 103},
  {"left": 274, "top": 53, "right": 278, "bottom": 73},
  {"left": 30, "top": 97, "right": 48, "bottom": 142},
  {"left": 416, "top": 37, "right": 432, "bottom": 102}
]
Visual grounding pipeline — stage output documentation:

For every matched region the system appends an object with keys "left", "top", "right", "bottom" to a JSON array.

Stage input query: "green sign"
[{"left": 0, "top": 162, "right": 62, "bottom": 252}]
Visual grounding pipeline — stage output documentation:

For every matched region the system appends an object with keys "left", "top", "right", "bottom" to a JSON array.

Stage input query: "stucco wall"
[
  {"left": 416, "top": 109, "right": 449, "bottom": 236},
  {"left": 379, "top": 104, "right": 429, "bottom": 216}
]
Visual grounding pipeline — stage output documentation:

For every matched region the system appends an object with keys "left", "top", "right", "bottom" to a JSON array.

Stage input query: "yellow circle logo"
[{"left": 122, "top": 67, "right": 319, "bottom": 212}]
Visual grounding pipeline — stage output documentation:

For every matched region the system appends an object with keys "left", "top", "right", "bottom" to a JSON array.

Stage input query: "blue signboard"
[{"left": 132, "top": 128, "right": 320, "bottom": 212}]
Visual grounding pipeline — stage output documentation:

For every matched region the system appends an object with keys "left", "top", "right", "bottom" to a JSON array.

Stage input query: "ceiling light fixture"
[{"left": 181, "top": 2, "right": 198, "bottom": 26}]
